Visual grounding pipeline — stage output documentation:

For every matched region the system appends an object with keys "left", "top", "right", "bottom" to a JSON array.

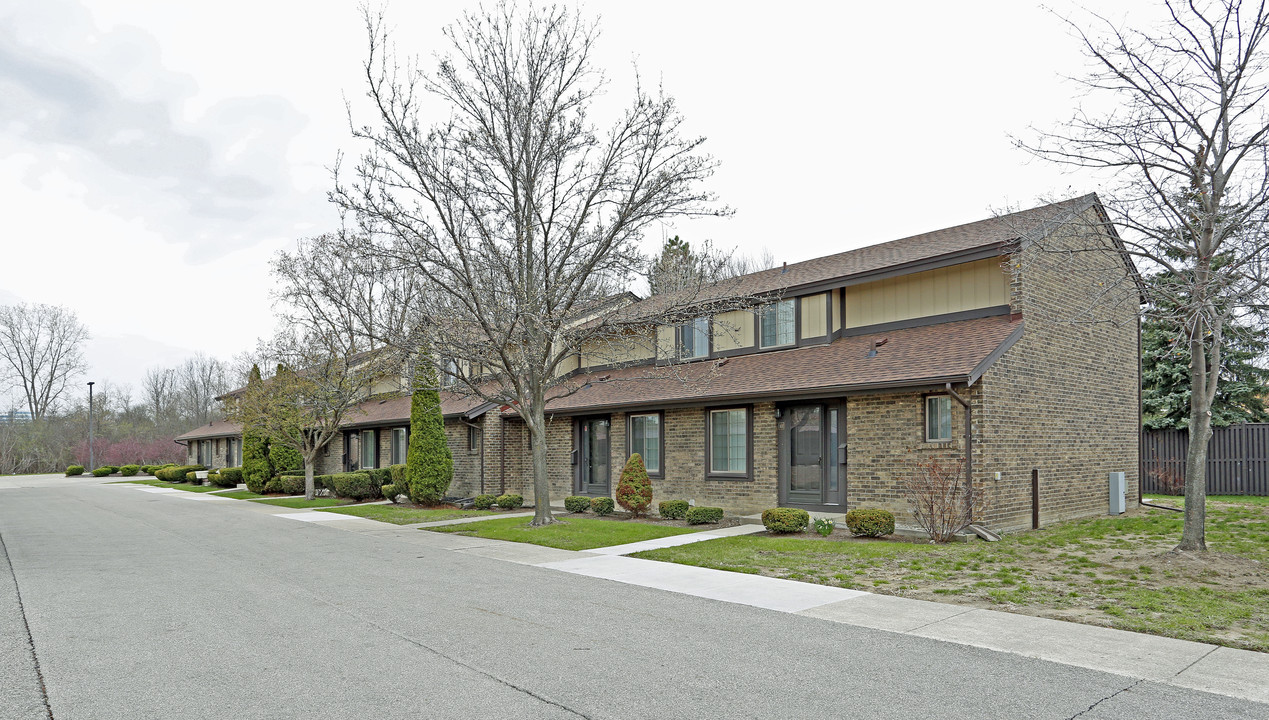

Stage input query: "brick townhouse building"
[{"left": 177, "top": 194, "right": 1140, "bottom": 532}]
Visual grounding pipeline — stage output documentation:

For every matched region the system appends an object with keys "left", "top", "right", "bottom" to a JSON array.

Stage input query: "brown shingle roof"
[
  {"left": 174, "top": 419, "right": 243, "bottom": 442},
  {"left": 538, "top": 315, "right": 1024, "bottom": 414},
  {"left": 337, "top": 391, "right": 492, "bottom": 429},
  {"left": 616, "top": 195, "right": 1096, "bottom": 321}
]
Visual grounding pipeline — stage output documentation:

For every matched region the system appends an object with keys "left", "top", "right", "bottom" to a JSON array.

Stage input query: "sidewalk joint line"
[
  {"left": 904, "top": 606, "right": 977, "bottom": 633},
  {"left": 1170, "top": 645, "right": 1220, "bottom": 678}
]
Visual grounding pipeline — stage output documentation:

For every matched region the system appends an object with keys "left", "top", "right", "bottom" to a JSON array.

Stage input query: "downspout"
[{"left": 946, "top": 382, "right": 974, "bottom": 522}]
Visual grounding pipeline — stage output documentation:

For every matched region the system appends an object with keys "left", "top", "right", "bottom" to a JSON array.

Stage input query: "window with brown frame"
[
  {"left": 925, "top": 395, "right": 953, "bottom": 442},
  {"left": 627, "top": 412, "right": 663, "bottom": 476},
  {"left": 706, "top": 406, "right": 751, "bottom": 478}
]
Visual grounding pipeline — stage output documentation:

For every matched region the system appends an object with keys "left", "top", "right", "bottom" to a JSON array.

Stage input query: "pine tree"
[
  {"left": 615, "top": 452, "right": 653, "bottom": 517},
  {"left": 241, "top": 364, "right": 273, "bottom": 493},
  {"left": 646, "top": 236, "right": 702, "bottom": 296},
  {"left": 1142, "top": 316, "right": 1269, "bottom": 429},
  {"left": 406, "top": 353, "right": 453, "bottom": 505}
]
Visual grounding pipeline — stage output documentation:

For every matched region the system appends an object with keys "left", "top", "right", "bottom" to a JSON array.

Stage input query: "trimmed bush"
[
  {"left": 762, "top": 507, "right": 810, "bottom": 533},
  {"left": 686, "top": 506, "right": 723, "bottom": 525},
  {"left": 263, "top": 475, "right": 306, "bottom": 495},
  {"left": 388, "top": 464, "right": 407, "bottom": 485},
  {"left": 406, "top": 354, "right": 454, "bottom": 505},
  {"left": 590, "top": 497, "right": 615, "bottom": 516},
  {"left": 98, "top": 466, "right": 119, "bottom": 475},
  {"left": 658, "top": 500, "right": 689, "bottom": 520},
  {"left": 120, "top": 464, "right": 140, "bottom": 477},
  {"left": 382, "top": 485, "right": 400, "bottom": 502},
  {"left": 380, "top": 464, "right": 408, "bottom": 503},
  {"left": 615, "top": 453, "right": 653, "bottom": 517},
  {"left": 843, "top": 508, "right": 895, "bottom": 537},
  {"left": 156, "top": 465, "right": 202, "bottom": 482},
  {"left": 209, "top": 471, "right": 235, "bottom": 488},
  {"left": 333, "top": 471, "right": 380, "bottom": 500},
  {"left": 185, "top": 471, "right": 198, "bottom": 483},
  {"left": 65, "top": 465, "right": 84, "bottom": 476},
  {"left": 472, "top": 494, "right": 497, "bottom": 510},
  {"left": 268, "top": 443, "right": 303, "bottom": 476},
  {"left": 91, "top": 467, "right": 112, "bottom": 477},
  {"left": 564, "top": 495, "right": 591, "bottom": 513},
  {"left": 495, "top": 493, "right": 523, "bottom": 510},
  {"left": 218, "top": 467, "right": 243, "bottom": 484}
]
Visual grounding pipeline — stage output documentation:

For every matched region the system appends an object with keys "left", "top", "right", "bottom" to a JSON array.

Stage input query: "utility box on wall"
[{"left": 1109, "top": 472, "right": 1126, "bottom": 515}]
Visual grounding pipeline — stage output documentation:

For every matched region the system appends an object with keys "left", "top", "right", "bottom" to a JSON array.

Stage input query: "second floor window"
[
  {"left": 680, "top": 317, "right": 709, "bottom": 359},
  {"left": 759, "top": 299, "right": 796, "bottom": 348}
]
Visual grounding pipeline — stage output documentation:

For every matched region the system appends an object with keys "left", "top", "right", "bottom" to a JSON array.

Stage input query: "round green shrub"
[
  {"left": 382, "top": 484, "right": 400, "bottom": 503},
  {"left": 209, "top": 472, "right": 237, "bottom": 488},
  {"left": 98, "top": 466, "right": 119, "bottom": 475},
  {"left": 91, "top": 467, "right": 112, "bottom": 477},
  {"left": 590, "top": 497, "right": 615, "bottom": 516},
  {"left": 65, "top": 465, "right": 84, "bottom": 476},
  {"left": 185, "top": 472, "right": 198, "bottom": 483},
  {"left": 495, "top": 493, "right": 523, "bottom": 510},
  {"left": 843, "top": 508, "right": 896, "bottom": 537},
  {"left": 658, "top": 500, "right": 689, "bottom": 520},
  {"left": 120, "top": 464, "right": 140, "bottom": 477},
  {"left": 332, "top": 471, "right": 379, "bottom": 500},
  {"left": 564, "top": 495, "right": 591, "bottom": 513},
  {"left": 472, "top": 494, "right": 497, "bottom": 510},
  {"left": 686, "top": 506, "right": 723, "bottom": 525},
  {"left": 218, "top": 467, "right": 243, "bottom": 484},
  {"left": 762, "top": 507, "right": 810, "bottom": 533}
]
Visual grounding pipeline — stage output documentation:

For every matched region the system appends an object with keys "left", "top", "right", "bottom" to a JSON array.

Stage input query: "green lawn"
[
  {"left": 316, "top": 504, "right": 497, "bottom": 524},
  {"left": 250, "top": 497, "right": 355, "bottom": 509},
  {"left": 633, "top": 498, "right": 1269, "bottom": 653},
  {"left": 213, "top": 490, "right": 266, "bottom": 500},
  {"left": 118, "top": 479, "right": 225, "bottom": 493},
  {"left": 427, "top": 516, "right": 702, "bottom": 551}
]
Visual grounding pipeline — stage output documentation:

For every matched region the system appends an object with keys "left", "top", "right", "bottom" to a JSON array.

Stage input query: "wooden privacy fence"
[{"left": 1141, "top": 423, "right": 1269, "bottom": 496}]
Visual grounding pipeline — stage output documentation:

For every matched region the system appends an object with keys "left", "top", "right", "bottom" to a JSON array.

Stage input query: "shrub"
[
  {"left": 91, "top": 467, "right": 112, "bottom": 477},
  {"left": 209, "top": 471, "right": 238, "bottom": 488},
  {"left": 496, "top": 493, "right": 523, "bottom": 510},
  {"left": 388, "top": 464, "right": 407, "bottom": 485},
  {"left": 762, "top": 507, "right": 809, "bottom": 533},
  {"left": 564, "top": 496, "right": 591, "bottom": 513},
  {"left": 365, "top": 467, "right": 392, "bottom": 487},
  {"left": 814, "top": 517, "right": 836, "bottom": 537},
  {"left": 218, "top": 467, "right": 243, "bottom": 484},
  {"left": 185, "top": 472, "right": 198, "bottom": 483},
  {"left": 268, "top": 443, "right": 303, "bottom": 476},
  {"left": 382, "top": 484, "right": 400, "bottom": 503},
  {"left": 156, "top": 465, "right": 204, "bottom": 482},
  {"left": 242, "top": 429, "right": 271, "bottom": 493},
  {"left": 686, "top": 506, "right": 723, "bottom": 525},
  {"left": 65, "top": 465, "right": 84, "bottom": 476},
  {"left": 379, "top": 464, "right": 408, "bottom": 503},
  {"left": 658, "top": 500, "right": 689, "bottom": 520},
  {"left": 590, "top": 497, "right": 615, "bottom": 516},
  {"left": 120, "top": 464, "right": 140, "bottom": 477},
  {"left": 844, "top": 508, "right": 895, "bottom": 537},
  {"left": 901, "top": 460, "right": 978, "bottom": 543},
  {"left": 263, "top": 475, "right": 306, "bottom": 495},
  {"left": 333, "top": 471, "right": 380, "bottom": 500},
  {"left": 472, "top": 494, "right": 497, "bottom": 510},
  {"left": 406, "top": 355, "right": 454, "bottom": 505},
  {"left": 99, "top": 466, "right": 119, "bottom": 475},
  {"left": 614, "top": 453, "right": 654, "bottom": 517}
]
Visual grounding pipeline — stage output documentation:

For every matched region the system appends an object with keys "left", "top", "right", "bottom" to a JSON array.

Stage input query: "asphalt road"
[{"left": 1, "top": 476, "right": 1266, "bottom": 720}]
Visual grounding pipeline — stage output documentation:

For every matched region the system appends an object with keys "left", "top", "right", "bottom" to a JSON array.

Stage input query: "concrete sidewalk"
[{"left": 124, "top": 482, "right": 1269, "bottom": 706}]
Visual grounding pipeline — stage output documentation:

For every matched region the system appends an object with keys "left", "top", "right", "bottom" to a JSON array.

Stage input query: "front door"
[
  {"left": 779, "top": 403, "right": 845, "bottom": 509},
  {"left": 576, "top": 417, "right": 611, "bottom": 495}
]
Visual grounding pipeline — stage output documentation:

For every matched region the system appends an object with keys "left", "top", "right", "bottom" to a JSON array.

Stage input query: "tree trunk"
[
  {"left": 525, "top": 405, "right": 555, "bottom": 527},
  {"left": 1177, "top": 333, "right": 1211, "bottom": 552},
  {"left": 304, "top": 457, "right": 316, "bottom": 501}
]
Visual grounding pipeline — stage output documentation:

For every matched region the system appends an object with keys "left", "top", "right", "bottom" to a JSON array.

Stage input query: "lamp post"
[{"left": 87, "top": 381, "right": 95, "bottom": 471}]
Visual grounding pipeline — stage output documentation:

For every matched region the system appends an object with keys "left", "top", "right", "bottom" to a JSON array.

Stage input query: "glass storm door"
[
  {"left": 577, "top": 418, "right": 611, "bottom": 495},
  {"left": 782, "top": 403, "right": 845, "bottom": 508}
]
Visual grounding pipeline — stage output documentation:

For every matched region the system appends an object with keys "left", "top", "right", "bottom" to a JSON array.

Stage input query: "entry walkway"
[{"left": 116, "top": 481, "right": 1269, "bottom": 707}]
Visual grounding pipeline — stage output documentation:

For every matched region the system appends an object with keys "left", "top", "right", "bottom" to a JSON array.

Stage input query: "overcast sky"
[{"left": 0, "top": 0, "right": 1140, "bottom": 408}]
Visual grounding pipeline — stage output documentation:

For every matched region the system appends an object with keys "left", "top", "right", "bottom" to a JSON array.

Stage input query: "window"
[
  {"left": 926, "top": 396, "right": 953, "bottom": 442},
  {"left": 708, "top": 408, "right": 749, "bottom": 475},
  {"left": 391, "top": 428, "right": 407, "bottom": 465},
  {"left": 439, "top": 358, "right": 459, "bottom": 388},
  {"left": 759, "top": 299, "right": 796, "bottom": 348},
  {"left": 361, "top": 429, "right": 377, "bottom": 469},
  {"left": 467, "top": 425, "right": 481, "bottom": 452},
  {"left": 628, "top": 413, "right": 662, "bottom": 475},
  {"left": 680, "top": 317, "right": 709, "bottom": 359}
]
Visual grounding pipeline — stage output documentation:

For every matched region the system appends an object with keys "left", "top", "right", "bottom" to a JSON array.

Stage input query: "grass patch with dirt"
[
  {"left": 117, "top": 479, "right": 225, "bottom": 493},
  {"left": 250, "top": 497, "right": 356, "bottom": 509},
  {"left": 316, "top": 504, "right": 498, "bottom": 524},
  {"left": 426, "top": 515, "right": 701, "bottom": 550},
  {"left": 633, "top": 499, "right": 1269, "bottom": 652}
]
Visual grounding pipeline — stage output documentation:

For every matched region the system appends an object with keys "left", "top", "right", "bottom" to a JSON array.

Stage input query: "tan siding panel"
[
  {"left": 713, "top": 310, "right": 754, "bottom": 352},
  {"left": 843, "top": 258, "right": 1009, "bottom": 328},
  {"left": 800, "top": 293, "right": 827, "bottom": 338}
]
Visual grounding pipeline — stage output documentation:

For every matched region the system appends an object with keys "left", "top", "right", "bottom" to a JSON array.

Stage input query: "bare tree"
[
  {"left": 333, "top": 4, "right": 733, "bottom": 525},
  {"left": 141, "top": 367, "right": 176, "bottom": 425},
  {"left": 1019, "top": 0, "right": 1269, "bottom": 551},
  {"left": 176, "top": 353, "right": 231, "bottom": 426},
  {"left": 0, "top": 303, "right": 89, "bottom": 419},
  {"left": 225, "top": 331, "right": 384, "bottom": 500}
]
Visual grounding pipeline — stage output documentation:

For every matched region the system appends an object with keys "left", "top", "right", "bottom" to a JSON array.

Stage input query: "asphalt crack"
[
  {"left": 1066, "top": 678, "right": 1144, "bottom": 719},
  {"left": 0, "top": 528, "right": 55, "bottom": 720}
]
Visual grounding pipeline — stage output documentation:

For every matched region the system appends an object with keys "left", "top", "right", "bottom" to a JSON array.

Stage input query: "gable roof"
[
  {"left": 536, "top": 314, "right": 1024, "bottom": 415},
  {"left": 174, "top": 419, "right": 243, "bottom": 442}
]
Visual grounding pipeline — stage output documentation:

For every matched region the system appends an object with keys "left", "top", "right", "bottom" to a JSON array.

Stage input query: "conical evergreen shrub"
[
  {"left": 615, "top": 453, "right": 653, "bottom": 517},
  {"left": 406, "top": 353, "right": 453, "bottom": 505}
]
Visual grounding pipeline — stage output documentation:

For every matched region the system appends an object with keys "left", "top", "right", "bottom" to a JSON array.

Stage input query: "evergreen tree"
[
  {"left": 1142, "top": 315, "right": 1269, "bottom": 429},
  {"left": 240, "top": 364, "right": 273, "bottom": 493},
  {"left": 405, "top": 353, "right": 453, "bottom": 505},
  {"left": 646, "top": 236, "right": 702, "bottom": 296},
  {"left": 615, "top": 452, "right": 653, "bottom": 517}
]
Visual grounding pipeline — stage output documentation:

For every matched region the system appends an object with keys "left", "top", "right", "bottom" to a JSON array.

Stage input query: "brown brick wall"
[{"left": 978, "top": 207, "right": 1140, "bottom": 531}]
